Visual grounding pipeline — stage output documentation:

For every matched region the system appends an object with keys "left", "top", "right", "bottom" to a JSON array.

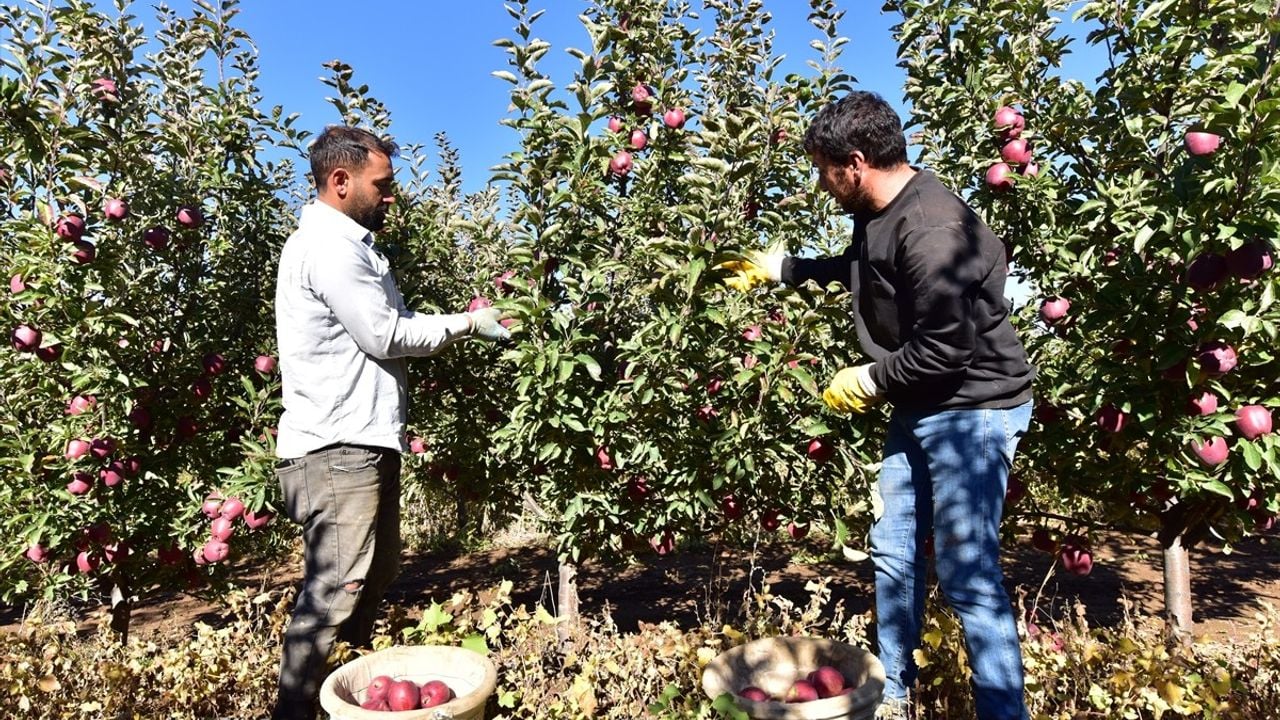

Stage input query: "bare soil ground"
[{"left": 26, "top": 529, "right": 1274, "bottom": 643}]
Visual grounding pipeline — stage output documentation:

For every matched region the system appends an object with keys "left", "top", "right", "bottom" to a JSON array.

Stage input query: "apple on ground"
[
  {"left": 1235, "top": 405, "right": 1272, "bottom": 440},
  {"left": 808, "top": 666, "right": 846, "bottom": 698},
  {"left": 785, "top": 679, "right": 819, "bottom": 703},
  {"left": 419, "top": 680, "right": 454, "bottom": 708}
]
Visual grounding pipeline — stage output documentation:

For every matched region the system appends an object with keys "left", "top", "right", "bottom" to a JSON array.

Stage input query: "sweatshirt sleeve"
[
  {"left": 308, "top": 240, "right": 472, "bottom": 359},
  {"left": 780, "top": 244, "right": 855, "bottom": 290},
  {"left": 869, "top": 223, "right": 986, "bottom": 393}
]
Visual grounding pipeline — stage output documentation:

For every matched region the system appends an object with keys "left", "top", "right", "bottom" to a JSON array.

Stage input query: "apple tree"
[
  {"left": 0, "top": 0, "right": 300, "bottom": 630},
  {"left": 480, "top": 0, "right": 884, "bottom": 618},
  {"left": 887, "top": 0, "right": 1280, "bottom": 635}
]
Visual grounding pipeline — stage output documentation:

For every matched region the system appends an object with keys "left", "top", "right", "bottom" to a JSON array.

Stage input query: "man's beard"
[{"left": 351, "top": 202, "right": 388, "bottom": 232}]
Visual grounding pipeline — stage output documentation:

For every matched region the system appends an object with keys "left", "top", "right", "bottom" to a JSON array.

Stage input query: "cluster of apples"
[
  {"left": 196, "top": 494, "right": 273, "bottom": 565},
  {"left": 738, "top": 665, "right": 853, "bottom": 703},
  {"left": 359, "top": 675, "right": 455, "bottom": 712},
  {"left": 607, "top": 83, "right": 687, "bottom": 177},
  {"left": 985, "top": 105, "right": 1037, "bottom": 191}
]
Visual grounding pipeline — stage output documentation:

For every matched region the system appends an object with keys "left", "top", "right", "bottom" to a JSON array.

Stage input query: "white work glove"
[{"left": 466, "top": 307, "right": 510, "bottom": 342}]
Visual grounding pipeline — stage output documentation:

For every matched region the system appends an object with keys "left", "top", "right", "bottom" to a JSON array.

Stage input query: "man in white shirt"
[{"left": 271, "top": 125, "right": 508, "bottom": 720}]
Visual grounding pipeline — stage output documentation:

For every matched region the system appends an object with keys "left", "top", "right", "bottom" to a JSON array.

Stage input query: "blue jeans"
[{"left": 870, "top": 402, "right": 1031, "bottom": 720}]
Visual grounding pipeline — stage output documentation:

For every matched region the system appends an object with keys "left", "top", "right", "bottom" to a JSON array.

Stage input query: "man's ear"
[
  {"left": 329, "top": 168, "right": 350, "bottom": 198},
  {"left": 848, "top": 150, "right": 866, "bottom": 170}
]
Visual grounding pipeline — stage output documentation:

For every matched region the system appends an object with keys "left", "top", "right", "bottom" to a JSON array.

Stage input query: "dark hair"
[
  {"left": 803, "top": 91, "right": 907, "bottom": 169},
  {"left": 308, "top": 126, "right": 399, "bottom": 190}
]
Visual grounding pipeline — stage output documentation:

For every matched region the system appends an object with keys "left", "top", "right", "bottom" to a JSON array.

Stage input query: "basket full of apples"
[
  {"left": 701, "top": 637, "right": 885, "bottom": 719},
  {"left": 319, "top": 645, "right": 497, "bottom": 719}
]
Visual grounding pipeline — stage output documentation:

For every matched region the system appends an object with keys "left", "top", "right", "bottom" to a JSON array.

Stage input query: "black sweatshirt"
[{"left": 782, "top": 170, "right": 1034, "bottom": 411}]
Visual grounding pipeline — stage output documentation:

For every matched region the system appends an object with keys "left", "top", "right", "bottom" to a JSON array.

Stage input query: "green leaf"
[
  {"left": 461, "top": 633, "right": 489, "bottom": 655},
  {"left": 1241, "top": 442, "right": 1263, "bottom": 472},
  {"left": 575, "top": 353, "right": 602, "bottom": 381},
  {"left": 1200, "top": 479, "right": 1235, "bottom": 500}
]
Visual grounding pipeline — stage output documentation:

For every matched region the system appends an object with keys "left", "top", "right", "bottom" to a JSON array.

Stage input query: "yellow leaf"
[
  {"left": 922, "top": 629, "right": 943, "bottom": 649},
  {"left": 912, "top": 649, "right": 930, "bottom": 668},
  {"left": 37, "top": 675, "right": 60, "bottom": 693},
  {"left": 696, "top": 647, "right": 717, "bottom": 666},
  {"left": 722, "top": 625, "right": 743, "bottom": 641},
  {"left": 1160, "top": 680, "right": 1185, "bottom": 707}
]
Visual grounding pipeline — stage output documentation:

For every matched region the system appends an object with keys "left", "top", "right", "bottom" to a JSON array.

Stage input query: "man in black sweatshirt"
[{"left": 727, "top": 92, "right": 1034, "bottom": 720}]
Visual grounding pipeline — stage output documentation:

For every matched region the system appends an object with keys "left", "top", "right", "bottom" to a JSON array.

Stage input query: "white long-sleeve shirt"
[{"left": 274, "top": 200, "right": 471, "bottom": 458}]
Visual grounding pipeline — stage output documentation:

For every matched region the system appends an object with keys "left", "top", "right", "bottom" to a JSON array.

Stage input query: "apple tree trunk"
[
  {"left": 1162, "top": 534, "right": 1193, "bottom": 645},
  {"left": 110, "top": 578, "right": 132, "bottom": 645},
  {"left": 556, "top": 558, "right": 579, "bottom": 647}
]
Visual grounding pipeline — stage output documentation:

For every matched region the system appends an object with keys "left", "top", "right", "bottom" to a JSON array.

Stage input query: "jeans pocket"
[
  {"left": 276, "top": 463, "right": 308, "bottom": 524},
  {"left": 329, "top": 448, "right": 381, "bottom": 475}
]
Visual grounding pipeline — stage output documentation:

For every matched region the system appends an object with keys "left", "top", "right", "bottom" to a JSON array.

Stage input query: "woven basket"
[
  {"left": 701, "top": 636, "right": 885, "bottom": 719},
  {"left": 319, "top": 645, "right": 497, "bottom": 719}
]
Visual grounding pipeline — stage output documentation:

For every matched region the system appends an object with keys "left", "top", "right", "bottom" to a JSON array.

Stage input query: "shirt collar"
[{"left": 300, "top": 199, "right": 373, "bottom": 246}]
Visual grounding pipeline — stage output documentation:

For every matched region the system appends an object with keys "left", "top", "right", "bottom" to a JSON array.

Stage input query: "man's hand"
[
  {"left": 823, "top": 364, "right": 882, "bottom": 414},
  {"left": 719, "top": 248, "right": 785, "bottom": 292},
  {"left": 466, "top": 307, "right": 510, "bottom": 342}
]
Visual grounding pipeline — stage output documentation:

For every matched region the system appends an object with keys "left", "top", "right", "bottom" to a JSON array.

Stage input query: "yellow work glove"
[
  {"left": 823, "top": 364, "right": 882, "bottom": 414},
  {"left": 717, "top": 248, "right": 785, "bottom": 292}
]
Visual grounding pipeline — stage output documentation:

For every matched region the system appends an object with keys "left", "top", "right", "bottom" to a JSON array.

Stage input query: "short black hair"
[
  {"left": 803, "top": 92, "right": 908, "bottom": 169},
  {"left": 308, "top": 126, "right": 399, "bottom": 190}
]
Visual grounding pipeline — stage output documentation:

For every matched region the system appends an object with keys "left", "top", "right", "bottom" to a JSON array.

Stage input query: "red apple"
[
  {"left": 785, "top": 679, "right": 819, "bottom": 703},
  {"left": 76, "top": 550, "right": 100, "bottom": 574},
  {"left": 202, "top": 352, "right": 226, "bottom": 375},
  {"left": 742, "top": 353, "right": 758, "bottom": 370},
  {"left": 55, "top": 214, "right": 85, "bottom": 241},
  {"left": 609, "top": 150, "right": 633, "bottom": 175},
  {"left": 1225, "top": 241, "right": 1274, "bottom": 280},
  {"left": 192, "top": 547, "right": 209, "bottom": 566},
  {"left": 103, "top": 197, "right": 129, "bottom": 220},
  {"left": 65, "top": 438, "right": 91, "bottom": 460},
  {"left": 25, "top": 543, "right": 48, "bottom": 563},
  {"left": 91, "top": 77, "right": 117, "bottom": 100},
  {"left": 1235, "top": 405, "right": 1273, "bottom": 440},
  {"left": 662, "top": 107, "right": 686, "bottom": 129},
  {"left": 626, "top": 476, "right": 652, "bottom": 502},
  {"left": 649, "top": 530, "right": 675, "bottom": 555},
  {"left": 1186, "top": 391, "right": 1218, "bottom": 416},
  {"left": 1000, "top": 138, "right": 1032, "bottom": 165},
  {"left": 787, "top": 521, "right": 809, "bottom": 540},
  {"left": 143, "top": 225, "right": 170, "bottom": 250},
  {"left": 103, "top": 541, "right": 129, "bottom": 563},
  {"left": 201, "top": 539, "right": 229, "bottom": 563},
  {"left": 694, "top": 404, "right": 718, "bottom": 423},
  {"left": 202, "top": 496, "right": 223, "bottom": 519},
  {"left": 71, "top": 240, "right": 96, "bottom": 264},
  {"left": 1059, "top": 539, "right": 1093, "bottom": 576},
  {"left": 210, "top": 516, "right": 235, "bottom": 542},
  {"left": 409, "top": 436, "right": 427, "bottom": 454},
  {"left": 629, "top": 128, "right": 648, "bottom": 150},
  {"left": 1020, "top": 162, "right": 1040, "bottom": 177},
  {"left": 128, "top": 406, "right": 153, "bottom": 430},
  {"left": 66, "top": 394, "right": 95, "bottom": 416},
  {"left": 11, "top": 324, "right": 41, "bottom": 352},
  {"left": 254, "top": 354, "right": 277, "bottom": 374},
  {"left": 738, "top": 687, "right": 770, "bottom": 702},
  {"left": 720, "top": 493, "right": 744, "bottom": 520},
  {"left": 191, "top": 378, "right": 212, "bottom": 401},
  {"left": 742, "top": 324, "right": 763, "bottom": 341},
  {"left": 419, "top": 679, "right": 454, "bottom": 708},
  {"left": 1185, "top": 131, "right": 1221, "bottom": 156},
  {"left": 467, "top": 295, "right": 492, "bottom": 313},
  {"left": 595, "top": 446, "right": 614, "bottom": 470},
  {"left": 1095, "top": 405, "right": 1126, "bottom": 433},
  {"left": 100, "top": 462, "right": 125, "bottom": 487},
  {"left": 1186, "top": 252, "right": 1227, "bottom": 290},
  {"left": 808, "top": 666, "right": 845, "bottom": 698},
  {"left": 386, "top": 680, "right": 420, "bottom": 711},
  {"left": 769, "top": 127, "right": 788, "bottom": 145},
  {"left": 993, "top": 105, "right": 1023, "bottom": 131},
  {"left": 706, "top": 377, "right": 723, "bottom": 395},
  {"left": 121, "top": 456, "right": 142, "bottom": 477},
  {"left": 359, "top": 699, "right": 389, "bottom": 711},
  {"left": 1196, "top": 341, "right": 1238, "bottom": 375},
  {"left": 36, "top": 344, "right": 62, "bottom": 362},
  {"left": 1039, "top": 296, "right": 1069, "bottom": 323},
  {"left": 607, "top": 115, "right": 623, "bottom": 133},
  {"left": 176, "top": 415, "right": 200, "bottom": 439},
  {"left": 243, "top": 509, "right": 273, "bottom": 530},
  {"left": 90, "top": 437, "right": 116, "bottom": 460},
  {"left": 176, "top": 204, "right": 203, "bottom": 228},
  {"left": 9, "top": 274, "right": 24, "bottom": 293},
  {"left": 366, "top": 675, "right": 394, "bottom": 703},
  {"left": 807, "top": 437, "right": 835, "bottom": 464},
  {"left": 1192, "top": 436, "right": 1229, "bottom": 466},
  {"left": 66, "top": 473, "right": 92, "bottom": 495},
  {"left": 220, "top": 496, "right": 245, "bottom": 520},
  {"left": 760, "top": 508, "right": 780, "bottom": 532},
  {"left": 986, "top": 162, "right": 1014, "bottom": 190},
  {"left": 1031, "top": 528, "right": 1055, "bottom": 553}
]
